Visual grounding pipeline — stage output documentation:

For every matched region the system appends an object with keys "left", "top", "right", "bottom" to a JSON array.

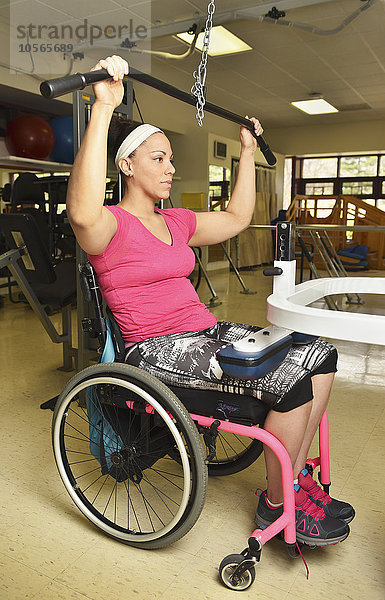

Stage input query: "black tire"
[
  {"left": 52, "top": 363, "right": 208, "bottom": 549},
  {"left": 207, "top": 433, "right": 263, "bottom": 476},
  {"left": 219, "top": 554, "right": 256, "bottom": 591}
]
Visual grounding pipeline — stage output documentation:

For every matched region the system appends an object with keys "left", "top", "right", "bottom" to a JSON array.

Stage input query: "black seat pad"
[{"left": 170, "top": 386, "right": 268, "bottom": 426}]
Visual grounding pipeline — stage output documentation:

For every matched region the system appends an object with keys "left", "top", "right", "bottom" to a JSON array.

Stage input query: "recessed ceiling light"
[
  {"left": 291, "top": 99, "right": 339, "bottom": 114},
  {"left": 176, "top": 26, "right": 252, "bottom": 56}
]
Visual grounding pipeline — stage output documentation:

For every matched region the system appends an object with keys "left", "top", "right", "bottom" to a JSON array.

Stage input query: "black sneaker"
[
  {"left": 299, "top": 468, "right": 355, "bottom": 523},
  {"left": 255, "top": 487, "right": 350, "bottom": 546}
]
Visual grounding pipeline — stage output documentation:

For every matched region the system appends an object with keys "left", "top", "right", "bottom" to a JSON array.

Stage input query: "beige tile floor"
[{"left": 0, "top": 267, "right": 384, "bottom": 600}]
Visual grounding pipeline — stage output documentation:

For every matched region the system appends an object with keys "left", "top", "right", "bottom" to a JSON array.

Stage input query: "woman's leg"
[
  {"left": 293, "top": 372, "right": 334, "bottom": 476},
  {"left": 263, "top": 401, "right": 312, "bottom": 504},
  {"left": 257, "top": 394, "right": 350, "bottom": 545},
  {"left": 263, "top": 372, "right": 334, "bottom": 503}
]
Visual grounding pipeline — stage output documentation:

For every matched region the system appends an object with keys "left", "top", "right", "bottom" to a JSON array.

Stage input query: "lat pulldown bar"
[{"left": 40, "top": 66, "right": 277, "bottom": 166}]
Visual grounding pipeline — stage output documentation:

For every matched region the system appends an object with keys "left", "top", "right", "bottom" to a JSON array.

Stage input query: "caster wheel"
[{"left": 219, "top": 554, "right": 255, "bottom": 591}]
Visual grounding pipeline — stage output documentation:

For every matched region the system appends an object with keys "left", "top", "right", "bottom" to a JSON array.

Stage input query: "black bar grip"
[
  {"left": 263, "top": 267, "right": 283, "bottom": 276},
  {"left": 40, "top": 69, "right": 111, "bottom": 99},
  {"left": 40, "top": 66, "right": 277, "bottom": 165},
  {"left": 255, "top": 135, "right": 276, "bottom": 166}
]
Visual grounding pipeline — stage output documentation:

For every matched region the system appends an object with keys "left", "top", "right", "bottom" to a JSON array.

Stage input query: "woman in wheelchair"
[{"left": 66, "top": 55, "right": 354, "bottom": 548}]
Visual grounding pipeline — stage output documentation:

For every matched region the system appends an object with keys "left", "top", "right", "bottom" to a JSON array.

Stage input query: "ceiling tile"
[
  {"left": 186, "top": 0, "right": 269, "bottom": 14},
  {"left": 146, "top": 0, "right": 199, "bottom": 24},
  {"left": 285, "top": 0, "right": 345, "bottom": 22},
  {"left": 10, "top": 0, "right": 71, "bottom": 24},
  {"left": 349, "top": 0, "right": 385, "bottom": 33},
  {"left": 36, "top": 0, "right": 123, "bottom": 19}
]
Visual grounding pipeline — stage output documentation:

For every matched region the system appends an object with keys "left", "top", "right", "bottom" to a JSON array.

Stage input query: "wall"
[
  {"left": 207, "top": 131, "right": 285, "bottom": 213},
  {"left": 267, "top": 118, "right": 385, "bottom": 156},
  {"left": 166, "top": 128, "right": 209, "bottom": 210}
]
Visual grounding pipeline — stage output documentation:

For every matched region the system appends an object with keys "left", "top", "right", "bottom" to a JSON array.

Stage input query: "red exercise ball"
[{"left": 5, "top": 114, "right": 55, "bottom": 160}]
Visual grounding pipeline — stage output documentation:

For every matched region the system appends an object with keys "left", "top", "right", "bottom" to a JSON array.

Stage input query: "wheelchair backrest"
[{"left": 79, "top": 261, "right": 126, "bottom": 361}]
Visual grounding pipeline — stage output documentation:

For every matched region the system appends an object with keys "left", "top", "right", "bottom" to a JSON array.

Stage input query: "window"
[
  {"left": 339, "top": 156, "right": 377, "bottom": 177},
  {"left": 305, "top": 182, "right": 334, "bottom": 195},
  {"left": 297, "top": 197, "right": 335, "bottom": 219},
  {"left": 313, "top": 198, "right": 335, "bottom": 219},
  {"left": 209, "top": 165, "right": 227, "bottom": 181},
  {"left": 209, "top": 165, "right": 230, "bottom": 211},
  {"left": 342, "top": 181, "right": 373, "bottom": 195},
  {"left": 302, "top": 157, "right": 337, "bottom": 178},
  {"left": 208, "top": 165, "right": 231, "bottom": 263},
  {"left": 293, "top": 154, "right": 385, "bottom": 210},
  {"left": 283, "top": 158, "right": 292, "bottom": 209}
]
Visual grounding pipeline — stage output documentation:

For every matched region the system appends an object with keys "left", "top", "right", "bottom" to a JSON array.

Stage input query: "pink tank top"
[{"left": 88, "top": 205, "right": 217, "bottom": 343}]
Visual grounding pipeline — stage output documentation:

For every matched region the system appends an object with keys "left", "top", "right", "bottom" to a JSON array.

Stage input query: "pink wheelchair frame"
[
  {"left": 192, "top": 411, "right": 330, "bottom": 550},
  {"left": 125, "top": 393, "right": 331, "bottom": 589}
]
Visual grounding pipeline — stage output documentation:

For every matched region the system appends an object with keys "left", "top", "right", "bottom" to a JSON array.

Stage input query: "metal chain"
[{"left": 191, "top": 0, "right": 216, "bottom": 126}]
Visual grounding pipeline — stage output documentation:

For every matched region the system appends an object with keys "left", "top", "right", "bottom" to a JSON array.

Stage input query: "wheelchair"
[{"left": 51, "top": 262, "right": 332, "bottom": 591}]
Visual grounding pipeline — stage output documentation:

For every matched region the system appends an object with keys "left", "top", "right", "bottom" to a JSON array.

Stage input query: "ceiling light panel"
[
  {"left": 291, "top": 99, "right": 339, "bottom": 114},
  {"left": 176, "top": 25, "right": 252, "bottom": 56}
]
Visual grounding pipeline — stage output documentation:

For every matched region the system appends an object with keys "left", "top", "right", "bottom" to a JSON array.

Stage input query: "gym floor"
[{"left": 1, "top": 267, "right": 384, "bottom": 600}]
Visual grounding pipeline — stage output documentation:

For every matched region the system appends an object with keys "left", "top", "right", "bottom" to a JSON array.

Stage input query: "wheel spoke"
[{"left": 91, "top": 474, "right": 110, "bottom": 504}]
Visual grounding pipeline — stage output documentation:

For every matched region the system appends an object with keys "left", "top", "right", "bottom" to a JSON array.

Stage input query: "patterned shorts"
[{"left": 125, "top": 321, "right": 337, "bottom": 412}]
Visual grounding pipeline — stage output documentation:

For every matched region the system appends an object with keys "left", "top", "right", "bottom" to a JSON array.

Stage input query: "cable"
[
  {"left": 132, "top": 88, "right": 144, "bottom": 124},
  {"left": 260, "top": 0, "right": 375, "bottom": 36}
]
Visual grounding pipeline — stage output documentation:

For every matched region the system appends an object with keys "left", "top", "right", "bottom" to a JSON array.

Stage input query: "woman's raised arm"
[
  {"left": 66, "top": 56, "right": 128, "bottom": 255},
  {"left": 188, "top": 117, "right": 263, "bottom": 248}
]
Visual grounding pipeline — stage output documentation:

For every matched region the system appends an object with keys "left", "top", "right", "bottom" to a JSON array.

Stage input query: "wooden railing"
[{"left": 287, "top": 195, "right": 385, "bottom": 269}]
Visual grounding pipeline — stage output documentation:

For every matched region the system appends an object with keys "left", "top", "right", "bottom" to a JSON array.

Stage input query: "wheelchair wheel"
[
  {"left": 207, "top": 433, "right": 263, "bottom": 476},
  {"left": 52, "top": 363, "right": 208, "bottom": 549}
]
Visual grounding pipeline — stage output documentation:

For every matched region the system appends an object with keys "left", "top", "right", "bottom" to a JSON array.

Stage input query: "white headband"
[{"left": 115, "top": 123, "right": 164, "bottom": 170}]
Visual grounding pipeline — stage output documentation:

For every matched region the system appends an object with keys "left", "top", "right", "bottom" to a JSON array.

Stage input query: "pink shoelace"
[
  {"left": 296, "top": 542, "right": 310, "bottom": 580},
  {"left": 296, "top": 492, "right": 325, "bottom": 521},
  {"left": 305, "top": 477, "right": 331, "bottom": 505}
]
